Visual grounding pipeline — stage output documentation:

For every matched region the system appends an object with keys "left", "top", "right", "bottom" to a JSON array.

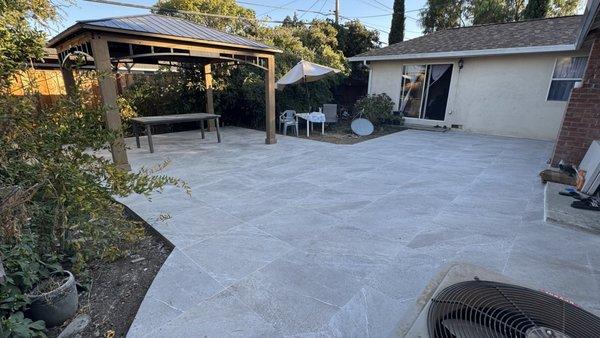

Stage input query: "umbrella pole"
[{"left": 305, "top": 76, "right": 309, "bottom": 112}]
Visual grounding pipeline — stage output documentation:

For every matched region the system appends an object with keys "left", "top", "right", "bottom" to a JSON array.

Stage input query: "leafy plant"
[
  {"left": 0, "top": 233, "right": 55, "bottom": 337},
  {"left": 0, "top": 312, "right": 46, "bottom": 338},
  {"left": 354, "top": 93, "right": 400, "bottom": 127}
]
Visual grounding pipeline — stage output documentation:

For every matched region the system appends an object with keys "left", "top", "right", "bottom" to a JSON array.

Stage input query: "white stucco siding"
[{"left": 367, "top": 53, "right": 582, "bottom": 140}]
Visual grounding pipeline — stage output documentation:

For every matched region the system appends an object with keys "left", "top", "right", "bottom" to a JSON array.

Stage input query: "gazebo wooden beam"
[
  {"left": 203, "top": 63, "right": 215, "bottom": 131},
  {"left": 265, "top": 55, "right": 276, "bottom": 145},
  {"left": 90, "top": 34, "right": 131, "bottom": 171}
]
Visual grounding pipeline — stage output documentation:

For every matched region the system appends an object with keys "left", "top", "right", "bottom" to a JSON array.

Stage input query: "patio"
[{"left": 120, "top": 127, "right": 600, "bottom": 337}]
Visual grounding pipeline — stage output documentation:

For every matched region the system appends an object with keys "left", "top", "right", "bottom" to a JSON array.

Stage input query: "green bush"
[
  {"left": 354, "top": 93, "right": 400, "bottom": 127},
  {"left": 0, "top": 70, "right": 187, "bottom": 335},
  {"left": 119, "top": 67, "right": 205, "bottom": 119}
]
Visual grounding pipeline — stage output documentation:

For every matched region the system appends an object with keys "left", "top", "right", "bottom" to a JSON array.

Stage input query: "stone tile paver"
[{"left": 123, "top": 127, "right": 600, "bottom": 337}]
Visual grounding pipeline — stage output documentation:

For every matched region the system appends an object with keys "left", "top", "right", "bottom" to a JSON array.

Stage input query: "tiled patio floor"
[{"left": 121, "top": 127, "right": 600, "bottom": 337}]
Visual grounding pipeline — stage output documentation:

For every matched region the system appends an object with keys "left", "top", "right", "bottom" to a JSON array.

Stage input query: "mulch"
[
  {"left": 48, "top": 211, "right": 173, "bottom": 338},
  {"left": 295, "top": 123, "right": 407, "bottom": 144}
]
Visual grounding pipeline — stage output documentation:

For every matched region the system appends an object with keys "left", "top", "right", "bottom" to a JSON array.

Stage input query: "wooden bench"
[{"left": 130, "top": 113, "right": 221, "bottom": 153}]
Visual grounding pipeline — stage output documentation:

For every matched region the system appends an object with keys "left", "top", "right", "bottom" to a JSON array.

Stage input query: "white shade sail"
[{"left": 276, "top": 60, "right": 341, "bottom": 90}]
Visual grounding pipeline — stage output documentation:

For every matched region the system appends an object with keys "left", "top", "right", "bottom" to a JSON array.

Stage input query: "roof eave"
[
  {"left": 348, "top": 44, "right": 578, "bottom": 62},
  {"left": 47, "top": 23, "right": 282, "bottom": 54},
  {"left": 47, "top": 22, "right": 85, "bottom": 48},
  {"left": 575, "top": 0, "right": 600, "bottom": 49}
]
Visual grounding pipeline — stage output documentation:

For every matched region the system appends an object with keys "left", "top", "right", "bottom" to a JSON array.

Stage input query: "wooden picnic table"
[{"left": 130, "top": 113, "right": 221, "bottom": 153}]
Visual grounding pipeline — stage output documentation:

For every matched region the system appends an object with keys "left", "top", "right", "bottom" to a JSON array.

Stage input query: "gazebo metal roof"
[{"left": 49, "top": 14, "right": 279, "bottom": 53}]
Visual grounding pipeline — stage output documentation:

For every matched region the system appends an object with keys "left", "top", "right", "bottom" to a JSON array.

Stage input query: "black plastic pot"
[{"left": 28, "top": 270, "right": 78, "bottom": 327}]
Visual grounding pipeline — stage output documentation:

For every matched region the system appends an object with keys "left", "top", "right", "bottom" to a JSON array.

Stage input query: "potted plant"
[{"left": 27, "top": 270, "right": 78, "bottom": 327}]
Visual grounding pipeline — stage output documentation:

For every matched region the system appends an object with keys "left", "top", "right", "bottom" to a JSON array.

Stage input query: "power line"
[
  {"left": 318, "top": 0, "right": 330, "bottom": 15},
  {"left": 299, "top": 0, "right": 322, "bottom": 19},
  {"left": 371, "top": 0, "right": 392, "bottom": 11},
  {"left": 83, "top": 0, "right": 419, "bottom": 42},
  {"left": 259, "top": 0, "right": 304, "bottom": 16},
  {"left": 354, "top": 0, "right": 390, "bottom": 13},
  {"left": 339, "top": 14, "right": 390, "bottom": 34},
  {"left": 83, "top": 0, "right": 329, "bottom": 24}
]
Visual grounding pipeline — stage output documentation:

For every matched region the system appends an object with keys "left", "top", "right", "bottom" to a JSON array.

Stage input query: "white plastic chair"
[{"left": 279, "top": 110, "right": 298, "bottom": 136}]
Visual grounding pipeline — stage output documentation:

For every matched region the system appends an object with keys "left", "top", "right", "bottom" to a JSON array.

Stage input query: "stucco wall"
[{"left": 367, "top": 52, "right": 586, "bottom": 140}]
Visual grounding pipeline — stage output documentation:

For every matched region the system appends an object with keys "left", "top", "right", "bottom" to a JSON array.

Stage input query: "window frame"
[{"left": 546, "top": 56, "right": 588, "bottom": 102}]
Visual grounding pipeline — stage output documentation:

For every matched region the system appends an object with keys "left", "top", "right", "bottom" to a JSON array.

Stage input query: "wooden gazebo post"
[
  {"left": 265, "top": 55, "right": 276, "bottom": 144},
  {"left": 204, "top": 63, "right": 215, "bottom": 131},
  {"left": 90, "top": 35, "right": 131, "bottom": 170}
]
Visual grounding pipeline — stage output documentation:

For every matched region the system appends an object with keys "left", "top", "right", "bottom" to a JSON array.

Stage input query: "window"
[{"left": 547, "top": 57, "right": 587, "bottom": 101}]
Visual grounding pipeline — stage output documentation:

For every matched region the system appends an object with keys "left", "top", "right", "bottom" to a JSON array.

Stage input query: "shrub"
[
  {"left": 353, "top": 93, "right": 400, "bottom": 127},
  {"left": 0, "top": 233, "right": 54, "bottom": 337},
  {"left": 1, "top": 1, "right": 186, "bottom": 334},
  {"left": 0, "top": 70, "right": 187, "bottom": 334}
]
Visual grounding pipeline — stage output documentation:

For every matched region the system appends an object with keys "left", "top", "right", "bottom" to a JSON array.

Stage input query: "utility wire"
[
  {"left": 298, "top": 0, "right": 322, "bottom": 19},
  {"left": 83, "top": 0, "right": 328, "bottom": 23},
  {"left": 318, "top": 0, "right": 330, "bottom": 15},
  {"left": 354, "top": 0, "right": 390, "bottom": 12},
  {"left": 83, "top": 0, "right": 413, "bottom": 42},
  {"left": 371, "top": 0, "right": 393, "bottom": 11},
  {"left": 259, "top": 0, "right": 304, "bottom": 16}
]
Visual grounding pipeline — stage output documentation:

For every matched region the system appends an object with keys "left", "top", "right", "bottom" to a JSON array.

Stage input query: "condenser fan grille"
[{"left": 427, "top": 280, "right": 600, "bottom": 338}]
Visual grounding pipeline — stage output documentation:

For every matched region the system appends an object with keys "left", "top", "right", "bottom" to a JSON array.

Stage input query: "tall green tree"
[
  {"left": 549, "top": 0, "right": 579, "bottom": 16},
  {"left": 336, "top": 20, "right": 380, "bottom": 57},
  {"left": 522, "top": 0, "right": 551, "bottom": 19},
  {"left": 388, "top": 0, "right": 405, "bottom": 44},
  {"left": 0, "top": 0, "right": 54, "bottom": 90},
  {"left": 419, "top": 0, "right": 465, "bottom": 33},
  {"left": 155, "top": 0, "right": 257, "bottom": 35},
  {"left": 468, "top": 0, "right": 510, "bottom": 24},
  {"left": 523, "top": 0, "right": 552, "bottom": 18}
]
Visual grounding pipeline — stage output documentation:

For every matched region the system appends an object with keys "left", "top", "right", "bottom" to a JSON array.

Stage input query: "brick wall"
[{"left": 551, "top": 30, "right": 600, "bottom": 166}]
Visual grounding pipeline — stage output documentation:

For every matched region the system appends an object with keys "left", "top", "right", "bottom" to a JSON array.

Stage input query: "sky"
[{"left": 48, "top": 0, "right": 430, "bottom": 44}]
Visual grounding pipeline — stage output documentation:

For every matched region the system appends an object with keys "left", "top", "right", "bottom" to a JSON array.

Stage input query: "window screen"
[{"left": 547, "top": 57, "right": 587, "bottom": 101}]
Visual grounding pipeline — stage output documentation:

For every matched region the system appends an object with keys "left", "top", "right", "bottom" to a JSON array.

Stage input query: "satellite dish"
[{"left": 351, "top": 118, "right": 374, "bottom": 136}]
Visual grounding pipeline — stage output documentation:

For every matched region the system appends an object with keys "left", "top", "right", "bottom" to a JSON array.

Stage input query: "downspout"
[{"left": 363, "top": 60, "right": 372, "bottom": 94}]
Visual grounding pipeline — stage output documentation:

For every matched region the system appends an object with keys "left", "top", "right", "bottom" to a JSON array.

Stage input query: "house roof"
[
  {"left": 576, "top": 0, "right": 600, "bottom": 48},
  {"left": 48, "top": 14, "right": 280, "bottom": 53},
  {"left": 350, "top": 15, "right": 583, "bottom": 62}
]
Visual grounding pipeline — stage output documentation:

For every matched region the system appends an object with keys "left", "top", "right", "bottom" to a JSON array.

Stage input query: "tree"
[
  {"left": 155, "top": 0, "right": 257, "bottom": 35},
  {"left": 549, "top": 0, "right": 579, "bottom": 16},
  {"left": 389, "top": 0, "right": 405, "bottom": 44},
  {"left": 522, "top": 0, "right": 550, "bottom": 19},
  {"left": 0, "top": 0, "right": 54, "bottom": 90},
  {"left": 282, "top": 13, "right": 305, "bottom": 28},
  {"left": 336, "top": 20, "right": 380, "bottom": 58},
  {"left": 420, "top": 0, "right": 465, "bottom": 33},
  {"left": 468, "top": 0, "right": 512, "bottom": 24},
  {"left": 420, "top": 0, "right": 575, "bottom": 32}
]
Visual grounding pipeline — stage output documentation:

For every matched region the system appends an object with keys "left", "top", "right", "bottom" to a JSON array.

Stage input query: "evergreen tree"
[
  {"left": 388, "top": 0, "right": 405, "bottom": 44},
  {"left": 522, "top": 0, "right": 551, "bottom": 19}
]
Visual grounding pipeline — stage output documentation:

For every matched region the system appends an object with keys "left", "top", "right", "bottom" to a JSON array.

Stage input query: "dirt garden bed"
[
  {"left": 296, "top": 123, "right": 407, "bottom": 144},
  {"left": 48, "top": 208, "right": 173, "bottom": 338}
]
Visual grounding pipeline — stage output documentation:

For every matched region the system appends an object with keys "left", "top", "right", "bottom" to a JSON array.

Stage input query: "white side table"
[{"left": 296, "top": 112, "right": 325, "bottom": 137}]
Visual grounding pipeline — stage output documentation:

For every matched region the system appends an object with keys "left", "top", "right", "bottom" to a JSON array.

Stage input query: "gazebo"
[{"left": 47, "top": 14, "right": 281, "bottom": 170}]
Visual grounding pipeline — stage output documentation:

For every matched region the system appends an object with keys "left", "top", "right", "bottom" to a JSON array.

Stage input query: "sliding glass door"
[{"left": 400, "top": 64, "right": 453, "bottom": 121}]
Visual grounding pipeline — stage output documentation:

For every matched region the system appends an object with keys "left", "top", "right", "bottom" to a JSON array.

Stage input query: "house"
[{"left": 350, "top": 0, "right": 600, "bottom": 165}]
